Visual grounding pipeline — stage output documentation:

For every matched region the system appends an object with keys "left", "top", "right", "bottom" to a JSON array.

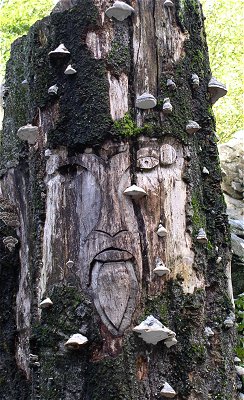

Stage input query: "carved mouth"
[{"left": 94, "top": 249, "right": 133, "bottom": 263}]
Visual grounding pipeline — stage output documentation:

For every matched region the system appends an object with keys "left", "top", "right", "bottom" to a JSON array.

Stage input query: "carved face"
[{"left": 42, "top": 138, "right": 192, "bottom": 335}]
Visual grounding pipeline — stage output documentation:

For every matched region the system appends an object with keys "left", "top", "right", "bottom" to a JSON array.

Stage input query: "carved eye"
[{"left": 137, "top": 156, "right": 159, "bottom": 170}]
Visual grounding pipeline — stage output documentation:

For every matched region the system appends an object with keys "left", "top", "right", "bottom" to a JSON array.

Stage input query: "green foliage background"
[
  {"left": 0, "top": 0, "right": 53, "bottom": 75},
  {"left": 0, "top": 0, "right": 243, "bottom": 142},
  {"left": 201, "top": 0, "right": 244, "bottom": 142}
]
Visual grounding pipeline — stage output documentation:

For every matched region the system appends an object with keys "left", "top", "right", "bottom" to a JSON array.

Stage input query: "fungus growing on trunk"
[
  {"left": 64, "top": 65, "right": 77, "bottom": 75},
  {"left": 48, "top": 84, "right": 58, "bottom": 96},
  {"left": 123, "top": 184, "right": 147, "bottom": 199},
  {"left": 186, "top": 120, "right": 201, "bottom": 134},
  {"left": 191, "top": 73, "right": 200, "bottom": 88},
  {"left": 166, "top": 79, "right": 176, "bottom": 90},
  {"left": 157, "top": 223, "right": 167, "bottom": 237},
  {"left": 136, "top": 93, "right": 157, "bottom": 109},
  {"left": 196, "top": 228, "right": 208, "bottom": 244},
  {"left": 65, "top": 334, "right": 88, "bottom": 350},
  {"left": 153, "top": 259, "right": 170, "bottom": 276},
  {"left": 105, "top": 1, "right": 134, "bottom": 21},
  {"left": 17, "top": 124, "right": 39, "bottom": 144},
  {"left": 133, "top": 315, "right": 176, "bottom": 345},
  {"left": 160, "top": 382, "right": 176, "bottom": 398},
  {"left": 208, "top": 77, "right": 227, "bottom": 104},
  {"left": 49, "top": 44, "right": 70, "bottom": 58},
  {"left": 39, "top": 298, "right": 53, "bottom": 309},
  {"left": 162, "top": 98, "right": 173, "bottom": 114}
]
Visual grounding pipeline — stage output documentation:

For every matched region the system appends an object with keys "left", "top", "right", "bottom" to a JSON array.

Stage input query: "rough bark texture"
[{"left": 0, "top": 0, "right": 238, "bottom": 399}]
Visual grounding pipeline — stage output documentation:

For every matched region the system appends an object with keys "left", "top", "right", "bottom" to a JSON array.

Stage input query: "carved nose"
[{"left": 95, "top": 186, "right": 127, "bottom": 237}]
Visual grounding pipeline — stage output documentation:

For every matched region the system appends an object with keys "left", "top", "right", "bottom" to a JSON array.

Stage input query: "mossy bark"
[{"left": 0, "top": 1, "right": 238, "bottom": 399}]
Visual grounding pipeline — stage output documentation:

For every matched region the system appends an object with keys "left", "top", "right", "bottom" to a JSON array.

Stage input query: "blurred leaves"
[
  {"left": 201, "top": 0, "right": 244, "bottom": 142},
  {"left": 0, "top": 0, "right": 53, "bottom": 76}
]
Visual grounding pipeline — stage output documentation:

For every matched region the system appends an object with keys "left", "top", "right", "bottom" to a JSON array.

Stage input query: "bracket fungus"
[
  {"left": 208, "top": 77, "right": 227, "bottom": 104},
  {"left": 236, "top": 366, "right": 244, "bottom": 377},
  {"left": 17, "top": 124, "right": 39, "bottom": 145},
  {"left": 136, "top": 93, "right": 157, "bottom": 109},
  {"left": 21, "top": 79, "right": 28, "bottom": 86},
  {"left": 133, "top": 315, "right": 176, "bottom": 345},
  {"left": 49, "top": 43, "right": 70, "bottom": 58},
  {"left": 202, "top": 167, "right": 210, "bottom": 175},
  {"left": 196, "top": 228, "right": 208, "bottom": 244},
  {"left": 162, "top": 98, "right": 173, "bottom": 114},
  {"left": 166, "top": 79, "right": 176, "bottom": 90},
  {"left": 64, "top": 65, "right": 77, "bottom": 75},
  {"left": 234, "top": 356, "right": 241, "bottom": 364},
  {"left": 123, "top": 184, "right": 147, "bottom": 199},
  {"left": 48, "top": 84, "right": 58, "bottom": 96},
  {"left": 204, "top": 327, "right": 214, "bottom": 337},
  {"left": 66, "top": 259, "right": 74, "bottom": 268},
  {"left": 153, "top": 259, "right": 170, "bottom": 277},
  {"left": 3, "top": 236, "right": 18, "bottom": 251},
  {"left": 65, "top": 333, "right": 88, "bottom": 350},
  {"left": 39, "top": 297, "right": 53, "bottom": 309},
  {"left": 164, "top": 0, "right": 174, "bottom": 7},
  {"left": 157, "top": 223, "right": 167, "bottom": 237},
  {"left": 160, "top": 382, "right": 176, "bottom": 398},
  {"left": 224, "top": 313, "right": 235, "bottom": 328},
  {"left": 186, "top": 120, "right": 201, "bottom": 134},
  {"left": 164, "top": 337, "right": 177, "bottom": 348},
  {"left": 105, "top": 1, "right": 134, "bottom": 21},
  {"left": 191, "top": 73, "right": 200, "bottom": 88}
]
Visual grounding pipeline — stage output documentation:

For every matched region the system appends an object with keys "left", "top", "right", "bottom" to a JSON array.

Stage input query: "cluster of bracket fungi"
[{"left": 2, "top": 1, "right": 232, "bottom": 397}]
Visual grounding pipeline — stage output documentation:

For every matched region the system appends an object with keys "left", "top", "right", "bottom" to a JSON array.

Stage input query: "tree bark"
[{"left": 0, "top": 0, "right": 237, "bottom": 399}]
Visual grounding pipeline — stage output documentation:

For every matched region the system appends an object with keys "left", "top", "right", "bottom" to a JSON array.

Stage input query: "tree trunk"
[{"left": 0, "top": 0, "right": 237, "bottom": 399}]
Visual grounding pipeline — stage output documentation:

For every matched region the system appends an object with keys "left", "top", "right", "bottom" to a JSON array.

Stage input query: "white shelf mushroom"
[
  {"left": 164, "top": 336, "right": 177, "bottom": 348},
  {"left": 157, "top": 223, "right": 167, "bottom": 237},
  {"left": 162, "top": 98, "right": 173, "bottom": 114},
  {"left": 236, "top": 366, "right": 244, "bottom": 377},
  {"left": 39, "top": 297, "right": 53, "bottom": 309},
  {"left": 136, "top": 93, "right": 157, "bottom": 109},
  {"left": 153, "top": 259, "right": 170, "bottom": 277},
  {"left": 164, "top": 0, "right": 174, "bottom": 7},
  {"left": 48, "top": 84, "right": 58, "bottom": 95},
  {"left": 186, "top": 120, "right": 201, "bottom": 134},
  {"left": 66, "top": 259, "right": 74, "bottom": 268},
  {"left": 234, "top": 356, "right": 241, "bottom": 364},
  {"left": 196, "top": 228, "right": 208, "bottom": 244},
  {"left": 208, "top": 77, "right": 227, "bottom": 104},
  {"left": 17, "top": 124, "right": 39, "bottom": 145},
  {"left": 224, "top": 316, "right": 235, "bottom": 328},
  {"left": 216, "top": 256, "right": 222, "bottom": 264},
  {"left": 64, "top": 65, "right": 77, "bottom": 75},
  {"left": 65, "top": 333, "right": 88, "bottom": 350},
  {"left": 105, "top": 1, "right": 134, "bottom": 21},
  {"left": 123, "top": 184, "right": 147, "bottom": 199},
  {"left": 133, "top": 315, "right": 176, "bottom": 345},
  {"left": 21, "top": 79, "right": 28, "bottom": 86},
  {"left": 204, "top": 327, "right": 215, "bottom": 337},
  {"left": 160, "top": 382, "right": 176, "bottom": 398},
  {"left": 202, "top": 167, "right": 210, "bottom": 175},
  {"left": 191, "top": 73, "right": 200, "bottom": 88},
  {"left": 49, "top": 44, "right": 70, "bottom": 58},
  {"left": 166, "top": 79, "right": 176, "bottom": 90}
]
